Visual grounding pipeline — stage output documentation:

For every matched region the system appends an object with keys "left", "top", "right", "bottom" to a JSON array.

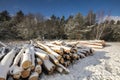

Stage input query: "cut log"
[
  {"left": 77, "top": 52, "right": 86, "bottom": 58},
  {"left": 36, "top": 58, "right": 42, "bottom": 65},
  {"left": 36, "top": 41, "right": 61, "bottom": 60},
  {"left": 9, "top": 45, "right": 28, "bottom": 79},
  {"left": 29, "top": 72, "right": 39, "bottom": 80},
  {"left": 50, "top": 40, "right": 65, "bottom": 46},
  {"left": 78, "top": 49, "right": 88, "bottom": 56},
  {"left": 42, "top": 59, "right": 55, "bottom": 74},
  {"left": 82, "top": 45, "right": 103, "bottom": 49},
  {"left": 35, "top": 51, "right": 48, "bottom": 60},
  {"left": 63, "top": 61, "right": 68, "bottom": 67},
  {"left": 45, "top": 42, "right": 73, "bottom": 54},
  {"left": 50, "top": 47, "right": 64, "bottom": 55},
  {"left": 56, "top": 67, "right": 63, "bottom": 73},
  {"left": 35, "top": 65, "right": 42, "bottom": 74},
  {"left": 0, "top": 48, "right": 17, "bottom": 80},
  {"left": 21, "top": 68, "right": 31, "bottom": 78},
  {"left": 72, "top": 53, "right": 79, "bottom": 60},
  {"left": 78, "top": 40, "right": 105, "bottom": 49},
  {"left": 63, "top": 54, "right": 70, "bottom": 60},
  {"left": 10, "top": 66, "right": 22, "bottom": 79},
  {"left": 63, "top": 61, "right": 70, "bottom": 67},
  {"left": 61, "top": 46, "right": 71, "bottom": 53},
  {"left": 48, "top": 54, "right": 59, "bottom": 64},
  {"left": 57, "top": 64, "right": 70, "bottom": 73},
  {"left": 65, "top": 41, "right": 79, "bottom": 47},
  {"left": 21, "top": 47, "right": 32, "bottom": 69},
  {"left": 35, "top": 49, "right": 55, "bottom": 74},
  {"left": 30, "top": 46, "right": 35, "bottom": 70},
  {"left": 59, "top": 58, "right": 64, "bottom": 64}
]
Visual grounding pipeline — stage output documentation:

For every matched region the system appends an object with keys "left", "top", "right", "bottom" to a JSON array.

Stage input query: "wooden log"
[
  {"left": 0, "top": 48, "right": 17, "bottom": 80},
  {"left": 78, "top": 49, "right": 88, "bottom": 56},
  {"left": 38, "top": 43, "right": 69, "bottom": 73},
  {"left": 45, "top": 42, "right": 72, "bottom": 54},
  {"left": 21, "top": 47, "right": 32, "bottom": 69},
  {"left": 79, "top": 40, "right": 104, "bottom": 49},
  {"left": 63, "top": 54, "right": 71, "bottom": 60},
  {"left": 36, "top": 58, "right": 42, "bottom": 65},
  {"left": 57, "top": 64, "right": 70, "bottom": 73},
  {"left": 72, "top": 53, "right": 79, "bottom": 60},
  {"left": 83, "top": 45, "right": 103, "bottom": 49},
  {"left": 42, "top": 53, "right": 69, "bottom": 74},
  {"left": 59, "top": 58, "right": 64, "bottom": 64},
  {"left": 70, "top": 60, "right": 75, "bottom": 63},
  {"left": 77, "top": 52, "right": 86, "bottom": 58},
  {"left": 63, "top": 61, "right": 70, "bottom": 67},
  {"left": 90, "top": 48, "right": 94, "bottom": 54},
  {"left": 60, "top": 46, "right": 71, "bottom": 53},
  {"left": 21, "top": 68, "right": 31, "bottom": 78},
  {"left": 48, "top": 54, "right": 59, "bottom": 65},
  {"left": 42, "top": 59, "right": 55, "bottom": 74},
  {"left": 9, "top": 45, "right": 28, "bottom": 79},
  {"left": 50, "top": 47, "right": 64, "bottom": 55},
  {"left": 30, "top": 46, "right": 35, "bottom": 70},
  {"left": 56, "top": 67, "right": 63, "bottom": 73},
  {"left": 67, "top": 61, "right": 71, "bottom": 66},
  {"left": 70, "top": 47, "right": 78, "bottom": 53},
  {"left": 36, "top": 41, "right": 61, "bottom": 60},
  {"left": 63, "top": 62, "right": 68, "bottom": 67},
  {"left": 35, "top": 49, "right": 55, "bottom": 74},
  {"left": 65, "top": 41, "right": 79, "bottom": 47},
  {"left": 50, "top": 41, "right": 65, "bottom": 46},
  {"left": 10, "top": 66, "right": 22, "bottom": 79},
  {"left": 35, "top": 65, "right": 42, "bottom": 74},
  {"left": 29, "top": 72, "right": 39, "bottom": 80},
  {"left": 35, "top": 49, "right": 49, "bottom": 60}
]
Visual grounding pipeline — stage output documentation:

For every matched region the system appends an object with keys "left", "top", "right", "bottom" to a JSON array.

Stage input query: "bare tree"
[{"left": 95, "top": 11, "right": 110, "bottom": 40}]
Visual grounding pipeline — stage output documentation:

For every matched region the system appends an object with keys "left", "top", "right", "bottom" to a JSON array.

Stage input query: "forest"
[{"left": 0, "top": 10, "right": 120, "bottom": 41}]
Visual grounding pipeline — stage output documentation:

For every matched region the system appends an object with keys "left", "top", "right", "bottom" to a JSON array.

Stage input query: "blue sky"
[{"left": 0, "top": 0, "right": 120, "bottom": 18}]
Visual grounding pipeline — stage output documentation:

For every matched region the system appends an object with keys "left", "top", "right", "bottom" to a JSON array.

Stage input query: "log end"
[
  {"left": 13, "top": 74, "right": 21, "bottom": 80},
  {"left": 29, "top": 77, "right": 38, "bottom": 80},
  {"left": 22, "top": 61, "right": 32, "bottom": 69},
  {"left": 29, "top": 72, "right": 39, "bottom": 80},
  {"left": 21, "top": 68, "right": 31, "bottom": 78}
]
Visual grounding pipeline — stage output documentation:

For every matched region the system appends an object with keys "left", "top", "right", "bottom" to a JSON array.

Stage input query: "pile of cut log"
[
  {"left": 0, "top": 40, "right": 95, "bottom": 80},
  {"left": 78, "top": 40, "right": 105, "bottom": 49}
]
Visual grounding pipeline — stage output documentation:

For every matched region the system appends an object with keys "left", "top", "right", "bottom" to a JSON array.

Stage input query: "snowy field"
[{"left": 40, "top": 42, "right": 120, "bottom": 80}]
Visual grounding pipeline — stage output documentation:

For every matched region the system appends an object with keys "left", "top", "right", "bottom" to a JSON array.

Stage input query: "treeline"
[{"left": 0, "top": 10, "right": 120, "bottom": 41}]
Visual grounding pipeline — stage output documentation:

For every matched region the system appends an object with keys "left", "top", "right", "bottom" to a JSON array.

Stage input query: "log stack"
[
  {"left": 0, "top": 40, "right": 95, "bottom": 80},
  {"left": 78, "top": 40, "right": 105, "bottom": 49}
]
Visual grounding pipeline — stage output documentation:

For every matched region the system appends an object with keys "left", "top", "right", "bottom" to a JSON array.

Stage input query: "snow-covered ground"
[{"left": 40, "top": 42, "right": 120, "bottom": 80}]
